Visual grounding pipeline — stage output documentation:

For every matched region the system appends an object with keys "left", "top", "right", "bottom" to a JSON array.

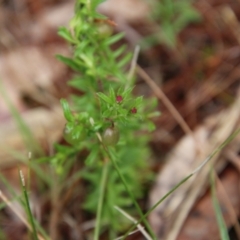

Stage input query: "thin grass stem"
[
  {"left": 121, "top": 173, "right": 193, "bottom": 240},
  {"left": 105, "top": 148, "right": 156, "bottom": 240},
  {"left": 19, "top": 170, "right": 39, "bottom": 240},
  {"left": 210, "top": 169, "right": 230, "bottom": 240},
  {"left": 94, "top": 161, "right": 109, "bottom": 240},
  {"left": 114, "top": 206, "right": 152, "bottom": 240},
  {"left": 121, "top": 127, "right": 240, "bottom": 239}
]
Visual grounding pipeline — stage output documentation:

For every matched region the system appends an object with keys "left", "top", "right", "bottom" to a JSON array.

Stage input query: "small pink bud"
[
  {"left": 131, "top": 107, "right": 137, "bottom": 114},
  {"left": 116, "top": 95, "right": 123, "bottom": 103}
]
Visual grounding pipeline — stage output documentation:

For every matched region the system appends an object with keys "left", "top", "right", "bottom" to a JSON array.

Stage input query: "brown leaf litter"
[{"left": 149, "top": 89, "right": 240, "bottom": 240}]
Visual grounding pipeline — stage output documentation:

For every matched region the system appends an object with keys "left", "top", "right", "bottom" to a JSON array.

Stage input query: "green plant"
[
  {"left": 48, "top": 0, "right": 159, "bottom": 238},
  {"left": 210, "top": 169, "right": 230, "bottom": 240},
  {"left": 1, "top": 1, "right": 239, "bottom": 239},
  {"left": 146, "top": 0, "right": 201, "bottom": 49}
]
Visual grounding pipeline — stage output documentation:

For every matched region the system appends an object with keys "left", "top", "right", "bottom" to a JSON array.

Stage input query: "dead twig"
[{"left": 136, "top": 65, "right": 193, "bottom": 136}]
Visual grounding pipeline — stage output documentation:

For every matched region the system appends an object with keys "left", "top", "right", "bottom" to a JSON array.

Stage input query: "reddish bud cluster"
[
  {"left": 131, "top": 107, "right": 137, "bottom": 114},
  {"left": 116, "top": 95, "right": 123, "bottom": 103}
]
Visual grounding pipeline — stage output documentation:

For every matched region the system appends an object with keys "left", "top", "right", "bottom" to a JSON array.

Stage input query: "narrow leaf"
[
  {"left": 109, "top": 86, "right": 116, "bottom": 101},
  {"left": 113, "top": 45, "right": 127, "bottom": 58},
  {"left": 117, "top": 53, "right": 132, "bottom": 68},
  {"left": 58, "top": 27, "right": 76, "bottom": 44},
  {"left": 97, "top": 92, "right": 113, "bottom": 104},
  {"left": 105, "top": 32, "right": 125, "bottom": 45},
  {"left": 211, "top": 170, "right": 230, "bottom": 240},
  {"left": 56, "top": 55, "right": 80, "bottom": 71},
  {"left": 60, "top": 99, "right": 74, "bottom": 122}
]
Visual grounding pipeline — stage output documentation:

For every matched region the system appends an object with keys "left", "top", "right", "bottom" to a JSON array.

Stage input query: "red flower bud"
[
  {"left": 116, "top": 95, "right": 123, "bottom": 103},
  {"left": 131, "top": 107, "right": 137, "bottom": 114}
]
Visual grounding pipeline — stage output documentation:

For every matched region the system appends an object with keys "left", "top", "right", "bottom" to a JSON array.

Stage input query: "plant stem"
[
  {"left": 94, "top": 161, "right": 109, "bottom": 240},
  {"left": 121, "top": 127, "right": 240, "bottom": 239},
  {"left": 105, "top": 148, "right": 156, "bottom": 240},
  {"left": 19, "top": 170, "right": 39, "bottom": 240},
  {"left": 121, "top": 173, "right": 193, "bottom": 240},
  {"left": 210, "top": 169, "right": 230, "bottom": 240}
]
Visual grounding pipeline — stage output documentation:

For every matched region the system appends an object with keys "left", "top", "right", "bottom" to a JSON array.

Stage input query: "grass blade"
[
  {"left": 210, "top": 169, "right": 230, "bottom": 240},
  {"left": 94, "top": 162, "right": 109, "bottom": 240},
  {"left": 121, "top": 127, "right": 240, "bottom": 239},
  {"left": 19, "top": 169, "right": 39, "bottom": 240},
  {"left": 106, "top": 148, "right": 156, "bottom": 240}
]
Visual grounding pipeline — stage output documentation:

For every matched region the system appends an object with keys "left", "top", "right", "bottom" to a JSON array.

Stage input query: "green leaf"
[
  {"left": 74, "top": 41, "right": 91, "bottom": 56},
  {"left": 85, "top": 147, "right": 99, "bottom": 166},
  {"left": 135, "top": 96, "right": 143, "bottom": 106},
  {"left": 118, "top": 108, "right": 127, "bottom": 116},
  {"left": 60, "top": 99, "right": 74, "bottom": 122},
  {"left": 113, "top": 45, "right": 127, "bottom": 58},
  {"left": 105, "top": 32, "right": 125, "bottom": 45},
  {"left": 97, "top": 92, "right": 113, "bottom": 104},
  {"left": 56, "top": 55, "right": 81, "bottom": 71},
  {"left": 58, "top": 27, "right": 76, "bottom": 44},
  {"left": 122, "top": 87, "right": 134, "bottom": 98},
  {"left": 102, "top": 109, "right": 113, "bottom": 118},
  {"left": 147, "top": 111, "right": 161, "bottom": 118},
  {"left": 146, "top": 120, "right": 156, "bottom": 132},
  {"left": 117, "top": 86, "right": 124, "bottom": 95},
  {"left": 117, "top": 53, "right": 132, "bottom": 68},
  {"left": 173, "top": 8, "right": 200, "bottom": 32},
  {"left": 161, "top": 23, "right": 176, "bottom": 48},
  {"left": 79, "top": 53, "right": 94, "bottom": 68},
  {"left": 69, "top": 77, "right": 92, "bottom": 92},
  {"left": 109, "top": 87, "right": 116, "bottom": 101},
  {"left": 211, "top": 170, "right": 230, "bottom": 240}
]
